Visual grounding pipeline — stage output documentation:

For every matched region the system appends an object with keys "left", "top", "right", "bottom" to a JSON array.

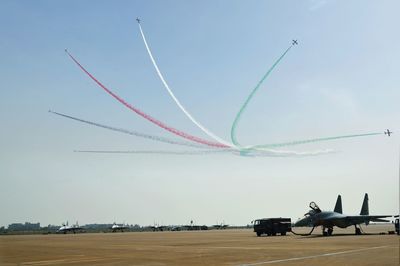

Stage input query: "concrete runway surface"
[{"left": 0, "top": 225, "right": 398, "bottom": 265}]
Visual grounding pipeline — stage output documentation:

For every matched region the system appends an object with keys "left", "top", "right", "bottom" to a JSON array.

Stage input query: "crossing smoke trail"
[
  {"left": 49, "top": 110, "right": 337, "bottom": 156},
  {"left": 49, "top": 110, "right": 208, "bottom": 149},
  {"left": 65, "top": 49, "right": 229, "bottom": 148},
  {"left": 230, "top": 44, "right": 294, "bottom": 147},
  {"left": 137, "top": 21, "right": 233, "bottom": 148},
  {"left": 64, "top": 44, "right": 381, "bottom": 156},
  {"left": 228, "top": 41, "right": 382, "bottom": 150}
]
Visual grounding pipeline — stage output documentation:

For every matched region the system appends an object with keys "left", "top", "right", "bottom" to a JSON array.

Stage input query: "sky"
[{"left": 0, "top": 0, "right": 399, "bottom": 227}]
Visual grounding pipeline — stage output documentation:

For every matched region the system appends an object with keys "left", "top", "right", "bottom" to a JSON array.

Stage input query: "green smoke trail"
[
  {"left": 230, "top": 44, "right": 294, "bottom": 147},
  {"left": 248, "top": 132, "right": 382, "bottom": 150}
]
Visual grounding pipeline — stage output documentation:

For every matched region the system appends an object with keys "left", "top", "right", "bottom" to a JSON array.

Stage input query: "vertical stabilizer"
[
  {"left": 334, "top": 195, "right": 342, "bottom": 214},
  {"left": 360, "top": 193, "right": 369, "bottom": 215}
]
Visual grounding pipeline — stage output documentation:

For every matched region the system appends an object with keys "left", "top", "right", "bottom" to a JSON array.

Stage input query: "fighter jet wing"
[{"left": 345, "top": 215, "right": 392, "bottom": 224}]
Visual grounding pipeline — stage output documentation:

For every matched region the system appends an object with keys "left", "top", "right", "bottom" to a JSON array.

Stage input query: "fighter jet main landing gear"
[
  {"left": 322, "top": 226, "right": 333, "bottom": 236},
  {"left": 355, "top": 225, "right": 362, "bottom": 235}
]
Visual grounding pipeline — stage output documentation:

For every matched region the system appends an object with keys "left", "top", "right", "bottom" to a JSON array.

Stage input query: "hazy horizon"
[{"left": 1, "top": 0, "right": 399, "bottom": 227}]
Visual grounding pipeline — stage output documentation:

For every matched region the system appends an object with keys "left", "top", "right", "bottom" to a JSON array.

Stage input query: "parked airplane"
[
  {"left": 384, "top": 129, "right": 392, "bottom": 136},
  {"left": 58, "top": 221, "right": 83, "bottom": 234},
  {"left": 212, "top": 222, "right": 229, "bottom": 230},
  {"left": 150, "top": 224, "right": 168, "bottom": 231},
  {"left": 294, "top": 193, "right": 392, "bottom": 236},
  {"left": 110, "top": 222, "right": 129, "bottom": 232}
]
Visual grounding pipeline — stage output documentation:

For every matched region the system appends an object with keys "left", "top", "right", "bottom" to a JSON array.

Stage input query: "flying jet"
[
  {"left": 292, "top": 39, "right": 298, "bottom": 45},
  {"left": 57, "top": 221, "right": 83, "bottom": 234},
  {"left": 384, "top": 129, "right": 392, "bottom": 136},
  {"left": 110, "top": 222, "right": 129, "bottom": 232},
  {"left": 294, "top": 193, "right": 393, "bottom": 236},
  {"left": 136, "top": 17, "right": 140, "bottom": 23}
]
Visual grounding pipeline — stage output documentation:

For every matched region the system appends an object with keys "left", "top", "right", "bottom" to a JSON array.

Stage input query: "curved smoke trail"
[
  {"left": 49, "top": 110, "right": 208, "bottom": 149},
  {"left": 65, "top": 50, "right": 229, "bottom": 148},
  {"left": 137, "top": 22, "right": 233, "bottom": 148},
  {"left": 230, "top": 44, "right": 294, "bottom": 147},
  {"left": 249, "top": 132, "right": 382, "bottom": 149}
]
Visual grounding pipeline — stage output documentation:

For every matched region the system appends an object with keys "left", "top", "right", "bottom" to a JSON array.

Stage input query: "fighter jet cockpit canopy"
[
  {"left": 309, "top": 202, "right": 321, "bottom": 213},
  {"left": 303, "top": 202, "right": 321, "bottom": 217}
]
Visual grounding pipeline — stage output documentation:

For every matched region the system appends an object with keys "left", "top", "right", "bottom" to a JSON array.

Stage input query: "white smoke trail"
[
  {"left": 137, "top": 22, "right": 234, "bottom": 148},
  {"left": 73, "top": 148, "right": 334, "bottom": 157}
]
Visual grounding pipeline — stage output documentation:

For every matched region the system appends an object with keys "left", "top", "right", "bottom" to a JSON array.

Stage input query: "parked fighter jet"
[
  {"left": 58, "top": 221, "right": 83, "bottom": 234},
  {"left": 110, "top": 222, "right": 129, "bottom": 232},
  {"left": 294, "top": 193, "right": 392, "bottom": 236},
  {"left": 212, "top": 222, "right": 229, "bottom": 229}
]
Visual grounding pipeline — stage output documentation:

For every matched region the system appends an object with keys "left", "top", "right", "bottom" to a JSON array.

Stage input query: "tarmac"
[{"left": 0, "top": 224, "right": 398, "bottom": 265}]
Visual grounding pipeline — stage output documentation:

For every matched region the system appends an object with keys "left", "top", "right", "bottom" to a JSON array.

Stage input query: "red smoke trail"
[{"left": 65, "top": 50, "right": 228, "bottom": 148}]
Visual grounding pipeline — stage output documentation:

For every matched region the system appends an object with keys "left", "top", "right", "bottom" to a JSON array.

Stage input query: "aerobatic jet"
[
  {"left": 384, "top": 129, "right": 392, "bottom": 136},
  {"left": 292, "top": 39, "right": 298, "bottom": 45},
  {"left": 294, "top": 193, "right": 393, "bottom": 236},
  {"left": 57, "top": 221, "right": 83, "bottom": 234},
  {"left": 136, "top": 17, "right": 140, "bottom": 23}
]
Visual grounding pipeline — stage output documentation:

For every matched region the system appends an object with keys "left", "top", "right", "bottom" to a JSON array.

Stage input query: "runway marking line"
[
  {"left": 20, "top": 257, "right": 106, "bottom": 265},
  {"left": 240, "top": 245, "right": 392, "bottom": 265}
]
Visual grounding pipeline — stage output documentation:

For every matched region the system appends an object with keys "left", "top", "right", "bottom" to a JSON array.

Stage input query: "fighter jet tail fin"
[
  {"left": 334, "top": 195, "right": 342, "bottom": 214},
  {"left": 360, "top": 193, "right": 369, "bottom": 215}
]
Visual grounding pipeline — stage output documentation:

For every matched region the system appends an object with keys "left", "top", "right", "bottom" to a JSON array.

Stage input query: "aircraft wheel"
[
  {"left": 323, "top": 231, "right": 328, "bottom": 236},
  {"left": 327, "top": 228, "right": 333, "bottom": 236},
  {"left": 281, "top": 232, "right": 286, "bottom": 236},
  {"left": 355, "top": 228, "right": 361, "bottom": 235},
  {"left": 256, "top": 232, "right": 261, "bottom": 237}
]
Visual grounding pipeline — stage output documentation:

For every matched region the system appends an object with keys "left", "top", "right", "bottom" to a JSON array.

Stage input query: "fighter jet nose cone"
[{"left": 294, "top": 218, "right": 306, "bottom": 227}]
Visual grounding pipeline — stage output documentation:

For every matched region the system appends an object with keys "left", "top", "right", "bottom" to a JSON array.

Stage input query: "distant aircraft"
[
  {"left": 110, "top": 222, "right": 129, "bottom": 232},
  {"left": 292, "top": 39, "right": 298, "bottom": 45},
  {"left": 294, "top": 193, "right": 393, "bottom": 236},
  {"left": 384, "top": 129, "right": 392, "bottom": 136},
  {"left": 212, "top": 222, "right": 229, "bottom": 230},
  {"left": 136, "top": 17, "right": 140, "bottom": 23},
  {"left": 58, "top": 221, "right": 83, "bottom": 234},
  {"left": 150, "top": 225, "right": 168, "bottom": 231}
]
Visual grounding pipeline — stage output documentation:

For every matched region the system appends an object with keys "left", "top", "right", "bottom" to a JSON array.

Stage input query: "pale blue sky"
[{"left": 0, "top": 0, "right": 399, "bottom": 227}]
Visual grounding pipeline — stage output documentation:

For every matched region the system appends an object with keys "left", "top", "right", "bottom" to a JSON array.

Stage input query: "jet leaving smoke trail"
[
  {"left": 65, "top": 50, "right": 229, "bottom": 148},
  {"left": 249, "top": 132, "right": 382, "bottom": 149},
  {"left": 137, "top": 22, "right": 233, "bottom": 148},
  {"left": 230, "top": 44, "right": 294, "bottom": 147},
  {"left": 49, "top": 110, "right": 208, "bottom": 149}
]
